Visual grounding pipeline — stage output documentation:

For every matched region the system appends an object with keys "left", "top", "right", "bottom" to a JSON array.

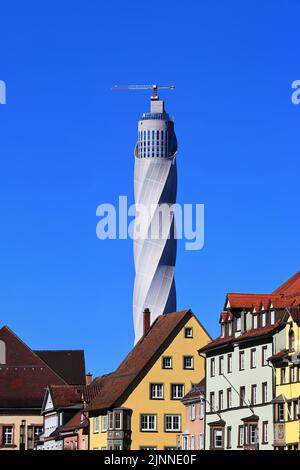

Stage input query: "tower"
[{"left": 133, "top": 89, "right": 178, "bottom": 343}]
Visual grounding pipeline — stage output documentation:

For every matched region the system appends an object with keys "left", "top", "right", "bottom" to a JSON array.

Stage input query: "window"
[
  {"left": 212, "top": 428, "right": 223, "bottom": 449},
  {"left": 261, "top": 421, "right": 268, "bottom": 444},
  {"left": 239, "top": 351, "right": 245, "bottom": 370},
  {"left": 262, "top": 346, "right": 268, "bottom": 366},
  {"left": 185, "top": 327, "right": 193, "bottom": 338},
  {"left": 199, "top": 399, "right": 204, "bottom": 419},
  {"left": 219, "top": 356, "right": 224, "bottom": 375},
  {"left": 288, "top": 402, "right": 292, "bottom": 421},
  {"left": 238, "top": 426, "right": 244, "bottom": 447},
  {"left": 221, "top": 324, "right": 225, "bottom": 338},
  {"left": 227, "top": 388, "right": 232, "bottom": 409},
  {"left": 101, "top": 415, "right": 107, "bottom": 432},
  {"left": 249, "top": 425, "right": 257, "bottom": 445},
  {"left": 262, "top": 382, "right": 268, "bottom": 403},
  {"left": 289, "top": 330, "right": 295, "bottom": 352},
  {"left": 227, "top": 427, "right": 232, "bottom": 449},
  {"left": 108, "top": 412, "right": 113, "bottom": 430},
  {"left": 251, "top": 385, "right": 257, "bottom": 405},
  {"left": 93, "top": 416, "right": 99, "bottom": 433},
  {"left": 218, "top": 390, "right": 223, "bottom": 410},
  {"left": 210, "top": 392, "right": 215, "bottom": 412},
  {"left": 140, "top": 446, "right": 157, "bottom": 450},
  {"left": 228, "top": 321, "right": 232, "bottom": 336},
  {"left": 150, "top": 383, "right": 164, "bottom": 399},
  {"left": 227, "top": 354, "right": 232, "bottom": 373},
  {"left": 253, "top": 314, "right": 258, "bottom": 329},
  {"left": 190, "top": 434, "right": 195, "bottom": 450},
  {"left": 115, "top": 412, "right": 121, "bottom": 430},
  {"left": 164, "top": 415, "right": 181, "bottom": 432},
  {"left": 281, "top": 368, "right": 286, "bottom": 384},
  {"left": 210, "top": 358, "right": 215, "bottom": 377},
  {"left": 236, "top": 317, "right": 241, "bottom": 331},
  {"left": 262, "top": 312, "right": 266, "bottom": 327},
  {"left": 189, "top": 404, "right": 196, "bottom": 421},
  {"left": 140, "top": 414, "right": 157, "bottom": 432},
  {"left": 171, "top": 384, "right": 184, "bottom": 400},
  {"left": 183, "top": 356, "right": 194, "bottom": 369},
  {"left": 2, "top": 426, "right": 13, "bottom": 446},
  {"left": 250, "top": 349, "right": 256, "bottom": 368},
  {"left": 162, "top": 356, "right": 172, "bottom": 369},
  {"left": 182, "top": 435, "right": 188, "bottom": 450},
  {"left": 198, "top": 433, "right": 204, "bottom": 450},
  {"left": 278, "top": 403, "right": 285, "bottom": 422},
  {"left": 240, "top": 386, "right": 245, "bottom": 407},
  {"left": 293, "top": 400, "right": 299, "bottom": 420},
  {"left": 298, "top": 366, "right": 300, "bottom": 382},
  {"left": 290, "top": 366, "right": 295, "bottom": 383}
]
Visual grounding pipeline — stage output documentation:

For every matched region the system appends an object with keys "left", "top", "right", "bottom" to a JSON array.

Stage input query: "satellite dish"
[{"left": 291, "top": 351, "right": 300, "bottom": 365}]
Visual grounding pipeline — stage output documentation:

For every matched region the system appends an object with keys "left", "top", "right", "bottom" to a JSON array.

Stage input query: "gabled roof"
[
  {"left": 35, "top": 350, "right": 86, "bottom": 385},
  {"left": 0, "top": 325, "right": 86, "bottom": 410},
  {"left": 46, "top": 385, "right": 83, "bottom": 410},
  {"left": 273, "top": 271, "right": 300, "bottom": 297},
  {"left": 182, "top": 378, "right": 205, "bottom": 403},
  {"left": 86, "top": 310, "right": 210, "bottom": 413},
  {"left": 198, "top": 321, "right": 283, "bottom": 353}
]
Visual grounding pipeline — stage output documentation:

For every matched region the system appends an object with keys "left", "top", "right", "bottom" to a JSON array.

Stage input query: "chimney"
[
  {"left": 86, "top": 372, "right": 93, "bottom": 386},
  {"left": 143, "top": 308, "right": 151, "bottom": 337}
]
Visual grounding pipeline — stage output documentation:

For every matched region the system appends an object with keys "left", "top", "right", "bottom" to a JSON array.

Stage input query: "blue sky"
[{"left": 0, "top": 0, "right": 299, "bottom": 376}]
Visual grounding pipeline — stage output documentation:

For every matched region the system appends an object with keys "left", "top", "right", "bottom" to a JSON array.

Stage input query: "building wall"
[
  {"left": 182, "top": 400, "right": 205, "bottom": 450},
  {"left": 205, "top": 340, "right": 274, "bottom": 450},
  {"left": 0, "top": 414, "right": 43, "bottom": 450},
  {"left": 90, "top": 315, "right": 210, "bottom": 450}
]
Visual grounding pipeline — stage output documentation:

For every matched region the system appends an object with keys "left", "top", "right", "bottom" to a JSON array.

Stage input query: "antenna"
[{"left": 112, "top": 84, "right": 175, "bottom": 100}]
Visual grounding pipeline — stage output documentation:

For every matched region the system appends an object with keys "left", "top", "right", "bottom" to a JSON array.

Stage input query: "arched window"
[
  {"left": 289, "top": 330, "right": 295, "bottom": 352},
  {"left": 0, "top": 340, "right": 6, "bottom": 364}
]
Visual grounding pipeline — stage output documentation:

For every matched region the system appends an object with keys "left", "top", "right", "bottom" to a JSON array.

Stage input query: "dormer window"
[
  {"left": 289, "top": 330, "right": 295, "bottom": 352},
  {"left": 221, "top": 324, "right": 225, "bottom": 338},
  {"left": 262, "top": 312, "right": 266, "bottom": 327},
  {"left": 253, "top": 315, "right": 258, "bottom": 329},
  {"left": 236, "top": 317, "right": 241, "bottom": 332},
  {"left": 0, "top": 340, "right": 6, "bottom": 364},
  {"left": 228, "top": 322, "right": 232, "bottom": 337}
]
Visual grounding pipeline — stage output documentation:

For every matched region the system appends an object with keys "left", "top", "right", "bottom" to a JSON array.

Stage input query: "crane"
[{"left": 112, "top": 84, "right": 175, "bottom": 99}]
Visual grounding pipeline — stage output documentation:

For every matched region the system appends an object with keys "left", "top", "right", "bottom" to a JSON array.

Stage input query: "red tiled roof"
[
  {"left": 198, "top": 321, "right": 282, "bottom": 353},
  {"left": 268, "top": 349, "right": 289, "bottom": 363},
  {"left": 48, "top": 385, "right": 83, "bottom": 409},
  {"left": 273, "top": 271, "right": 300, "bottom": 297},
  {"left": 226, "top": 293, "right": 282, "bottom": 310},
  {"left": 58, "top": 411, "right": 88, "bottom": 433},
  {"left": 86, "top": 310, "right": 210, "bottom": 413},
  {"left": 182, "top": 378, "right": 205, "bottom": 402}
]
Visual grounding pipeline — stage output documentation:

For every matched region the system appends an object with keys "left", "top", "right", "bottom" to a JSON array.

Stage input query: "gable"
[
  {"left": 0, "top": 326, "right": 46, "bottom": 366},
  {"left": 44, "top": 390, "right": 55, "bottom": 412}
]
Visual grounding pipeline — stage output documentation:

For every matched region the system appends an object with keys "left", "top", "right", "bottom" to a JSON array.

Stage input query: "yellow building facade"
[
  {"left": 272, "top": 311, "right": 300, "bottom": 450},
  {"left": 88, "top": 310, "right": 210, "bottom": 450}
]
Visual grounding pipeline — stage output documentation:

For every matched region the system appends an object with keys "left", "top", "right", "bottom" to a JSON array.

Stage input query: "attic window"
[
  {"left": 253, "top": 315, "right": 258, "bottom": 329},
  {"left": 262, "top": 312, "right": 266, "bottom": 327},
  {"left": 236, "top": 317, "right": 241, "bottom": 332},
  {"left": 270, "top": 310, "right": 275, "bottom": 325},
  {"left": 0, "top": 340, "right": 6, "bottom": 365},
  {"left": 221, "top": 324, "right": 225, "bottom": 338},
  {"left": 185, "top": 327, "right": 193, "bottom": 338}
]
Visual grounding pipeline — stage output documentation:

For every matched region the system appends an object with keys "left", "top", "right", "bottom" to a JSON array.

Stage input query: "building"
[
  {"left": 198, "top": 271, "right": 300, "bottom": 450},
  {"left": 181, "top": 379, "right": 205, "bottom": 450},
  {"left": 36, "top": 385, "right": 87, "bottom": 450},
  {"left": 86, "top": 309, "right": 211, "bottom": 450},
  {"left": 133, "top": 87, "right": 178, "bottom": 342},
  {"left": 0, "top": 325, "right": 86, "bottom": 450},
  {"left": 270, "top": 310, "right": 300, "bottom": 450}
]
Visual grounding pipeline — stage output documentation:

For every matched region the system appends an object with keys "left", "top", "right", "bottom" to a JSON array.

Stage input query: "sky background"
[{"left": 0, "top": 0, "right": 299, "bottom": 376}]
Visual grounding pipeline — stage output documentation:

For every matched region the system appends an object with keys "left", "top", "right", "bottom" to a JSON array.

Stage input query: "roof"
[
  {"left": 273, "top": 271, "right": 300, "bottom": 297},
  {"left": 199, "top": 321, "right": 283, "bottom": 353},
  {"left": 272, "top": 394, "right": 286, "bottom": 404},
  {"left": 48, "top": 385, "right": 83, "bottom": 409},
  {"left": 268, "top": 349, "right": 289, "bottom": 363},
  {"left": 0, "top": 325, "right": 86, "bottom": 410},
  {"left": 87, "top": 310, "right": 210, "bottom": 413},
  {"left": 182, "top": 378, "right": 205, "bottom": 403},
  {"left": 58, "top": 411, "right": 88, "bottom": 433},
  {"left": 242, "top": 414, "right": 259, "bottom": 423},
  {"left": 35, "top": 350, "right": 86, "bottom": 385}
]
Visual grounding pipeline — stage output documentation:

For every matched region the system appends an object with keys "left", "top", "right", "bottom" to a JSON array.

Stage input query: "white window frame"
[
  {"left": 140, "top": 414, "right": 157, "bottom": 432},
  {"left": 101, "top": 415, "right": 107, "bottom": 432},
  {"left": 199, "top": 399, "right": 204, "bottom": 419},
  {"left": 93, "top": 416, "right": 99, "bottom": 433},
  {"left": 171, "top": 384, "right": 184, "bottom": 400},
  {"left": 198, "top": 432, "right": 204, "bottom": 450},
  {"left": 184, "top": 356, "right": 194, "bottom": 369},
  {"left": 162, "top": 356, "right": 172, "bottom": 369},
  {"left": 164, "top": 414, "right": 181, "bottom": 432},
  {"left": 190, "top": 434, "right": 195, "bottom": 450},
  {"left": 150, "top": 383, "right": 164, "bottom": 399}
]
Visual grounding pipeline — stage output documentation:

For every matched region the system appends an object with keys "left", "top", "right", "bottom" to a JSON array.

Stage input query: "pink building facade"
[{"left": 181, "top": 379, "right": 205, "bottom": 450}]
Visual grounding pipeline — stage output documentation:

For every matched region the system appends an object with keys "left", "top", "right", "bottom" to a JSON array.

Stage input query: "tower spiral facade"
[{"left": 133, "top": 95, "right": 178, "bottom": 343}]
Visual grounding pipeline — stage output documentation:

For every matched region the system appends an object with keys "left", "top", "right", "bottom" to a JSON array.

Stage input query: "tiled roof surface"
[
  {"left": 58, "top": 411, "right": 88, "bottom": 433},
  {"left": 199, "top": 321, "right": 282, "bottom": 353},
  {"left": 182, "top": 378, "right": 205, "bottom": 402},
  {"left": 48, "top": 385, "right": 83, "bottom": 409},
  {"left": 35, "top": 350, "right": 86, "bottom": 385},
  {"left": 86, "top": 310, "right": 208, "bottom": 412}
]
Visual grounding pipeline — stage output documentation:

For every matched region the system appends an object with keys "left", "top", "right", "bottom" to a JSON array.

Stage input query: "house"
[
  {"left": 198, "top": 271, "right": 300, "bottom": 450},
  {"left": 0, "top": 325, "right": 86, "bottom": 450},
  {"left": 181, "top": 378, "right": 205, "bottom": 450},
  {"left": 86, "top": 309, "right": 211, "bottom": 450},
  {"left": 36, "top": 385, "right": 87, "bottom": 450},
  {"left": 269, "top": 306, "right": 300, "bottom": 450}
]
